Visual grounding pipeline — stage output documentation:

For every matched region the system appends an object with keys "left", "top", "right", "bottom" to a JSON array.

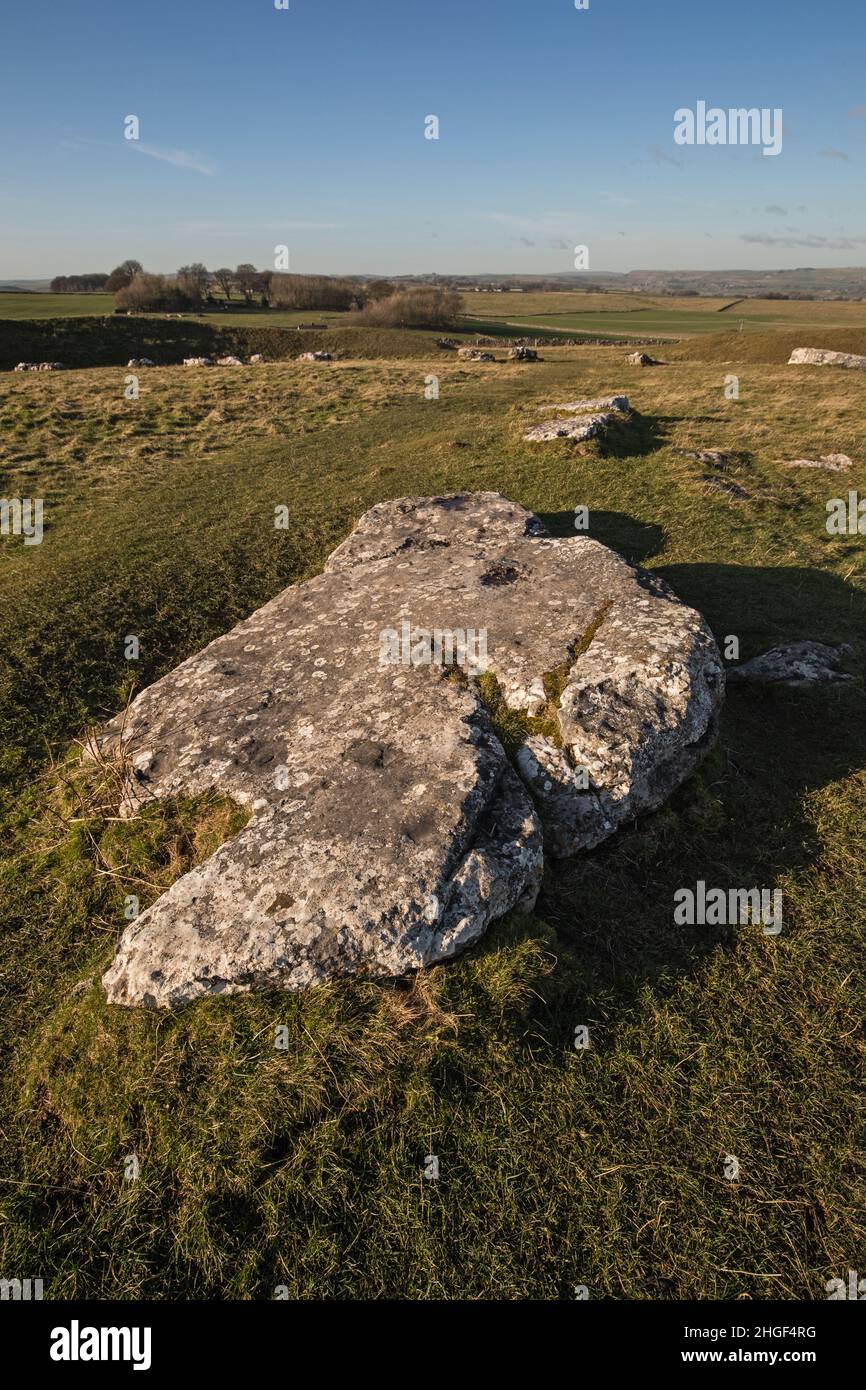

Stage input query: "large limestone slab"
[
  {"left": 99, "top": 492, "right": 724, "bottom": 1008},
  {"left": 523, "top": 394, "right": 630, "bottom": 442},
  {"left": 788, "top": 348, "right": 866, "bottom": 370}
]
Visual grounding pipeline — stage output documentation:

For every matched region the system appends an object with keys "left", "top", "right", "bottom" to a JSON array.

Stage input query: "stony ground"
[{"left": 0, "top": 342, "right": 864, "bottom": 1298}]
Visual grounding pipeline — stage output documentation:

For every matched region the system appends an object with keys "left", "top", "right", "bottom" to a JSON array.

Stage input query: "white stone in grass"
[{"left": 788, "top": 348, "right": 866, "bottom": 370}]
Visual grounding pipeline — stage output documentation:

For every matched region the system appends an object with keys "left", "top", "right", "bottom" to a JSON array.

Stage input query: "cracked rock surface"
[{"left": 99, "top": 491, "right": 723, "bottom": 1008}]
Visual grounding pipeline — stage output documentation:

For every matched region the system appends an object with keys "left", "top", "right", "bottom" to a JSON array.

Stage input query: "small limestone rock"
[
  {"left": 788, "top": 348, "right": 866, "bottom": 370},
  {"left": 679, "top": 448, "right": 731, "bottom": 470},
  {"left": 248, "top": 354, "right": 266, "bottom": 364},
  {"left": 508, "top": 347, "right": 539, "bottom": 361},
  {"left": 727, "top": 641, "right": 853, "bottom": 687},
  {"left": 457, "top": 348, "right": 496, "bottom": 362},
  {"left": 298, "top": 351, "right": 332, "bottom": 362},
  {"left": 127, "top": 357, "right": 155, "bottom": 368},
  {"left": 627, "top": 352, "right": 661, "bottom": 366},
  {"left": 98, "top": 492, "right": 723, "bottom": 1008},
  {"left": 183, "top": 357, "right": 212, "bottom": 367},
  {"left": 14, "top": 361, "right": 66, "bottom": 372},
  {"left": 784, "top": 453, "right": 854, "bottom": 472}
]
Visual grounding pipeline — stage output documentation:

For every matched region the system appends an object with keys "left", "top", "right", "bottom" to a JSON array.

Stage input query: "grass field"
[
  {"left": 9, "top": 288, "right": 866, "bottom": 342},
  {"left": 0, "top": 292, "right": 358, "bottom": 330},
  {"left": 1, "top": 334, "right": 864, "bottom": 1299},
  {"left": 465, "top": 291, "right": 866, "bottom": 340},
  {"left": 0, "top": 292, "right": 117, "bottom": 319}
]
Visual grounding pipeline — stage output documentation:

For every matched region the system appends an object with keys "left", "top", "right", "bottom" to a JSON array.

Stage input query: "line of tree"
[
  {"left": 50, "top": 273, "right": 110, "bottom": 292},
  {"left": 93, "top": 259, "right": 462, "bottom": 325},
  {"left": 269, "top": 274, "right": 361, "bottom": 311},
  {"left": 50, "top": 261, "right": 144, "bottom": 293},
  {"left": 112, "top": 263, "right": 277, "bottom": 311}
]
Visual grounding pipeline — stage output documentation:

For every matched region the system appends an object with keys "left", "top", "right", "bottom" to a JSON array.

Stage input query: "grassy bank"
[{"left": 0, "top": 316, "right": 451, "bottom": 371}]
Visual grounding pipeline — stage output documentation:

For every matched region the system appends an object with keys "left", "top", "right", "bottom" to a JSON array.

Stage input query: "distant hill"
[
  {"left": 394, "top": 268, "right": 866, "bottom": 300},
  {"left": 0, "top": 279, "right": 52, "bottom": 292}
]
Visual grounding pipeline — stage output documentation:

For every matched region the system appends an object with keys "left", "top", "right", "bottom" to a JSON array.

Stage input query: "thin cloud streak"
[
  {"left": 741, "top": 232, "right": 866, "bottom": 249},
  {"left": 130, "top": 142, "right": 215, "bottom": 175}
]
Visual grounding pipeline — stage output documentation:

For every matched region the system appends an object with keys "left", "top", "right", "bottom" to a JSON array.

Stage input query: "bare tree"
[
  {"left": 235, "top": 264, "right": 259, "bottom": 303},
  {"left": 255, "top": 269, "right": 273, "bottom": 304},
  {"left": 105, "top": 259, "right": 144, "bottom": 292},
  {"left": 176, "top": 263, "right": 209, "bottom": 305},
  {"left": 213, "top": 268, "right": 234, "bottom": 301}
]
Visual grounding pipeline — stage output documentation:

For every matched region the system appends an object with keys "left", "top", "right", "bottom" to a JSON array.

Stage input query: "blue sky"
[{"left": 1, "top": 0, "right": 864, "bottom": 277}]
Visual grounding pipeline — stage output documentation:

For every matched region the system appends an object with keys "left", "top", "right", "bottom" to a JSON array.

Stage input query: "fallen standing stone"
[
  {"left": 788, "top": 348, "right": 866, "bottom": 371},
  {"left": 523, "top": 412, "right": 616, "bottom": 442},
  {"left": 537, "top": 395, "right": 630, "bottom": 414},
  {"left": 524, "top": 394, "right": 630, "bottom": 443},
  {"left": 98, "top": 492, "right": 723, "bottom": 1009},
  {"left": 727, "top": 641, "right": 853, "bottom": 687}
]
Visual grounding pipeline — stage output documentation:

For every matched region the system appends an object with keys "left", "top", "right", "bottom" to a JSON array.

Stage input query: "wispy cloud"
[
  {"left": 764, "top": 204, "right": 787, "bottom": 216},
  {"left": 130, "top": 142, "right": 215, "bottom": 175},
  {"left": 62, "top": 135, "right": 215, "bottom": 176},
  {"left": 741, "top": 232, "right": 866, "bottom": 249},
  {"left": 817, "top": 146, "right": 849, "bottom": 161}
]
